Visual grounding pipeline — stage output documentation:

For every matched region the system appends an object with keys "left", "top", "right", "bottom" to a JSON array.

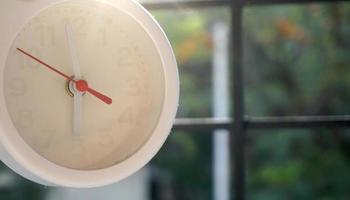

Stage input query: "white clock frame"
[{"left": 0, "top": 0, "right": 179, "bottom": 188}]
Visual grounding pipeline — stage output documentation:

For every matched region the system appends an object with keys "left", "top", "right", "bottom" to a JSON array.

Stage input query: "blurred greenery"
[
  {"left": 243, "top": 4, "right": 350, "bottom": 199},
  {"left": 152, "top": 131, "right": 213, "bottom": 199},
  {"left": 0, "top": 163, "right": 47, "bottom": 200},
  {"left": 247, "top": 130, "right": 350, "bottom": 200},
  {"left": 153, "top": 8, "right": 230, "bottom": 118},
  {"left": 244, "top": 3, "right": 350, "bottom": 116},
  {"left": 151, "top": 2, "right": 350, "bottom": 200},
  {"left": 150, "top": 8, "right": 229, "bottom": 200}
]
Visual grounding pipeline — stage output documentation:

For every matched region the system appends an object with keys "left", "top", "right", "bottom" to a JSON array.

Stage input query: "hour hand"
[
  {"left": 65, "top": 23, "right": 81, "bottom": 78},
  {"left": 65, "top": 23, "right": 83, "bottom": 135},
  {"left": 73, "top": 89, "right": 82, "bottom": 135}
]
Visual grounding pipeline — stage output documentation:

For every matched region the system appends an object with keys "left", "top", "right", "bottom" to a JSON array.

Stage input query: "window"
[{"left": 146, "top": 0, "right": 350, "bottom": 200}]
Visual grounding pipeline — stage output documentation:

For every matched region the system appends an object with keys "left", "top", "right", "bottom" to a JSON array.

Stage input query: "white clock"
[{"left": 0, "top": 0, "right": 179, "bottom": 188}]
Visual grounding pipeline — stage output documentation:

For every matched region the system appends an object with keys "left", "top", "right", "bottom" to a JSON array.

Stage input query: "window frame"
[{"left": 143, "top": 0, "right": 350, "bottom": 199}]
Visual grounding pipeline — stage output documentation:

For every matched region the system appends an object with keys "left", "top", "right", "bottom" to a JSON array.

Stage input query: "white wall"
[{"left": 46, "top": 168, "right": 150, "bottom": 200}]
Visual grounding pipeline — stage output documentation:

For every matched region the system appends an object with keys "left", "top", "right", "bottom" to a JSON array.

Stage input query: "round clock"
[{"left": 0, "top": 0, "right": 178, "bottom": 187}]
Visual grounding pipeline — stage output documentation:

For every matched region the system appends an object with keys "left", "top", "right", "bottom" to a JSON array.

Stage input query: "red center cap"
[{"left": 75, "top": 80, "right": 88, "bottom": 92}]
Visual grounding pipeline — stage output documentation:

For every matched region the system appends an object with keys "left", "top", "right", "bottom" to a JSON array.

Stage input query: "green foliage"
[
  {"left": 0, "top": 163, "right": 48, "bottom": 200},
  {"left": 153, "top": 2, "right": 350, "bottom": 200},
  {"left": 243, "top": 3, "right": 350, "bottom": 199},
  {"left": 153, "top": 132, "right": 213, "bottom": 199},
  {"left": 151, "top": 8, "right": 230, "bottom": 199}
]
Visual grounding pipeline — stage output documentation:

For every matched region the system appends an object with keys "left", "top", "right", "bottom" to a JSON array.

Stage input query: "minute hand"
[
  {"left": 65, "top": 23, "right": 83, "bottom": 135},
  {"left": 16, "top": 48, "right": 112, "bottom": 105}
]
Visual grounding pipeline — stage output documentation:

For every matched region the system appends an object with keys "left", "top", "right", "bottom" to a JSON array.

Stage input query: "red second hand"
[{"left": 16, "top": 48, "right": 112, "bottom": 105}]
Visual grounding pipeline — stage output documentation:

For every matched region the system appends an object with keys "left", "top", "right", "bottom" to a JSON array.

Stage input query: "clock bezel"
[{"left": 0, "top": 0, "right": 179, "bottom": 188}]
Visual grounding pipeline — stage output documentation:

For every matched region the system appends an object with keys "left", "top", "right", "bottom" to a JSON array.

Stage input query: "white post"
[{"left": 212, "top": 21, "right": 230, "bottom": 200}]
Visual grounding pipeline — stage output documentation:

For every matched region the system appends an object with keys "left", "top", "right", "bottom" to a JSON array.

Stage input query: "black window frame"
[{"left": 143, "top": 0, "right": 350, "bottom": 199}]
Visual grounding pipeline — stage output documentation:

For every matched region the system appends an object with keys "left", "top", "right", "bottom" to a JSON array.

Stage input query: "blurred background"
[{"left": 1, "top": 0, "right": 350, "bottom": 199}]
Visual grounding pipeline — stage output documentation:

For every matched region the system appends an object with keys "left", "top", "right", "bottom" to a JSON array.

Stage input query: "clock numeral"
[
  {"left": 62, "top": 17, "right": 87, "bottom": 36},
  {"left": 117, "top": 48, "right": 134, "bottom": 67},
  {"left": 126, "top": 78, "right": 140, "bottom": 96},
  {"left": 105, "top": 18, "right": 113, "bottom": 25},
  {"left": 8, "top": 78, "right": 26, "bottom": 96},
  {"left": 21, "top": 48, "right": 41, "bottom": 69},
  {"left": 37, "top": 129, "right": 55, "bottom": 149},
  {"left": 133, "top": 47, "right": 147, "bottom": 69},
  {"left": 136, "top": 58, "right": 151, "bottom": 74},
  {"left": 17, "top": 110, "right": 33, "bottom": 129},
  {"left": 96, "top": 28, "right": 107, "bottom": 47},
  {"left": 117, "top": 44, "right": 148, "bottom": 69},
  {"left": 118, "top": 108, "right": 135, "bottom": 124},
  {"left": 72, "top": 144, "right": 88, "bottom": 161},
  {"left": 69, "top": 7, "right": 78, "bottom": 14},
  {"left": 36, "top": 24, "right": 56, "bottom": 46},
  {"left": 97, "top": 120, "right": 115, "bottom": 147},
  {"left": 125, "top": 77, "right": 149, "bottom": 96},
  {"left": 98, "top": 133, "right": 114, "bottom": 147},
  {"left": 119, "top": 29, "right": 128, "bottom": 39},
  {"left": 72, "top": 17, "right": 87, "bottom": 36},
  {"left": 140, "top": 101, "right": 155, "bottom": 114}
]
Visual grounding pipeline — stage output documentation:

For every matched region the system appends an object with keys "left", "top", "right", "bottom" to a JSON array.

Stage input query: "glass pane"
[
  {"left": 243, "top": 2, "right": 350, "bottom": 116},
  {"left": 247, "top": 129, "right": 350, "bottom": 199},
  {"left": 152, "top": 8, "right": 230, "bottom": 118},
  {"left": 0, "top": 165, "right": 48, "bottom": 199},
  {"left": 150, "top": 131, "right": 213, "bottom": 200},
  {"left": 149, "top": 8, "right": 229, "bottom": 200}
]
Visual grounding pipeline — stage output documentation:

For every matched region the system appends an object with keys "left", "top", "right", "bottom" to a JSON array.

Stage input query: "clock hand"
[
  {"left": 75, "top": 79, "right": 113, "bottom": 105},
  {"left": 16, "top": 48, "right": 113, "bottom": 105},
  {"left": 73, "top": 93, "right": 82, "bottom": 135},
  {"left": 65, "top": 23, "right": 82, "bottom": 78},
  {"left": 65, "top": 23, "right": 83, "bottom": 135}
]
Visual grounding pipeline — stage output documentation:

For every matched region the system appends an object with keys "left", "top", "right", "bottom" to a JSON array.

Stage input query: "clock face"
[{"left": 3, "top": 0, "right": 165, "bottom": 170}]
